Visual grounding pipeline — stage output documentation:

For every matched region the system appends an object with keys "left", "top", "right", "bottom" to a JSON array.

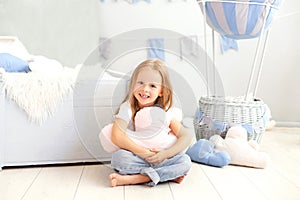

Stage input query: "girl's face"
[{"left": 133, "top": 69, "right": 163, "bottom": 108}]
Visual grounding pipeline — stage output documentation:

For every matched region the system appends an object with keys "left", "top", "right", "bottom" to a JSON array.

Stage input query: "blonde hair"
[{"left": 119, "top": 59, "right": 173, "bottom": 122}]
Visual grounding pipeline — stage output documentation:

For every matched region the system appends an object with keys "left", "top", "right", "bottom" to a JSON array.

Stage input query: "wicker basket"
[{"left": 194, "top": 96, "right": 267, "bottom": 143}]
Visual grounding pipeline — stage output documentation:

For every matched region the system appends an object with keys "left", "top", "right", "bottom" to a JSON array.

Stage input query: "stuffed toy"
[
  {"left": 99, "top": 106, "right": 177, "bottom": 153},
  {"left": 210, "top": 126, "right": 270, "bottom": 168},
  {"left": 264, "top": 104, "right": 276, "bottom": 130},
  {"left": 186, "top": 139, "right": 231, "bottom": 167}
]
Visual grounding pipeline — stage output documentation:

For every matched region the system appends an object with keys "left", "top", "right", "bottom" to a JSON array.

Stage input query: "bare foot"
[
  {"left": 109, "top": 173, "right": 151, "bottom": 187},
  {"left": 109, "top": 173, "right": 119, "bottom": 187},
  {"left": 108, "top": 173, "right": 129, "bottom": 187},
  {"left": 171, "top": 174, "right": 187, "bottom": 184}
]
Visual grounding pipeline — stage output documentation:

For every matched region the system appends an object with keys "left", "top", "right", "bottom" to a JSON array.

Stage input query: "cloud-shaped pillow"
[
  {"left": 210, "top": 126, "right": 270, "bottom": 168},
  {"left": 186, "top": 139, "right": 230, "bottom": 167}
]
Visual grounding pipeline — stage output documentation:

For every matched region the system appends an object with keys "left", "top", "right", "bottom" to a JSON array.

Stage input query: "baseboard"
[{"left": 275, "top": 121, "right": 300, "bottom": 128}]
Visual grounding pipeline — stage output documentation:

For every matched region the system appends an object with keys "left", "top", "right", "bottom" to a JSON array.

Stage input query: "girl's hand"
[
  {"left": 135, "top": 149, "right": 156, "bottom": 160},
  {"left": 149, "top": 148, "right": 161, "bottom": 153},
  {"left": 145, "top": 149, "right": 168, "bottom": 165}
]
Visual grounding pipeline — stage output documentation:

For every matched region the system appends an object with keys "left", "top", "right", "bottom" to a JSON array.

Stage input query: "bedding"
[
  {"left": 0, "top": 53, "right": 30, "bottom": 72},
  {"left": 28, "top": 55, "right": 65, "bottom": 74},
  {"left": 0, "top": 36, "right": 33, "bottom": 61},
  {"left": 2, "top": 64, "right": 79, "bottom": 124}
]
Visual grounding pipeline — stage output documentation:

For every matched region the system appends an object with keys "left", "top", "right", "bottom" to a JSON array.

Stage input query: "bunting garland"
[
  {"left": 99, "top": 0, "right": 187, "bottom": 3},
  {"left": 147, "top": 38, "right": 165, "bottom": 61},
  {"left": 97, "top": 35, "right": 199, "bottom": 61},
  {"left": 98, "top": 37, "right": 111, "bottom": 59}
]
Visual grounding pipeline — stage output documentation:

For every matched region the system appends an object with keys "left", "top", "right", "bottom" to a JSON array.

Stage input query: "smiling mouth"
[{"left": 139, "top": 93, "right": 150, "bottom": 99}]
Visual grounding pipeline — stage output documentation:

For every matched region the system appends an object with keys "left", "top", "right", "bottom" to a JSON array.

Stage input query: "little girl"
[{"left": 108, "top": 59, "right": 193, "bottom": 187}]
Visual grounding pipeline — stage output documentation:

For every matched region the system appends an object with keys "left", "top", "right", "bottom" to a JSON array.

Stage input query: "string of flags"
[
  {"left": 99, "top": 0, "right": 188, "bottom": 3},
  {"left": 98, "top": 0, "right": 239, "bottom": 52},
  {"left": 98, "top": 36, "right": 200, "bottom": 61}
]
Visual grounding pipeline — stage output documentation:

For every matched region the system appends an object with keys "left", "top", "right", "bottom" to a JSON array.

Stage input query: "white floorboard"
[
  {"left": 0, "top": 127, "right": 299, "bottom": 200},
  {"left": 0, "top": 167, "right": 41, "bottom": 200},
  {"left": 21, "top": 166, "right": 83, "bottom": 200}
]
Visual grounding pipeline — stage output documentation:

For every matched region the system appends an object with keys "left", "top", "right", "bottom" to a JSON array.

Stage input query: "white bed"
[
  {"left": 0, "top": 37, "right": 129, "bottom": 169},
  {"left": 0, "top": 68, "right": 128, "bottom": 169}
]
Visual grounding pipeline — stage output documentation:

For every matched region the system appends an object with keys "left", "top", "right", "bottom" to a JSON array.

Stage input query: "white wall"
[
  {"left": 0, "top": 0, "right": 101, "bottom": 67},
  {"left": 0, "top": 0, "right": 299, "bottom": 124}
]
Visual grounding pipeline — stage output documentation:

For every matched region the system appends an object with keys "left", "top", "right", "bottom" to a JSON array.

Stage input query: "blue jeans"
[{"left": 111, "top": 149, "right": 192, "bottom": 186}]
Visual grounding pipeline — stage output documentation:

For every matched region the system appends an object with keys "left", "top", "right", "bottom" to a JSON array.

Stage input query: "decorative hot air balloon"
[{"left": 194, "top": 0, "right": 284, "bottom": 143}]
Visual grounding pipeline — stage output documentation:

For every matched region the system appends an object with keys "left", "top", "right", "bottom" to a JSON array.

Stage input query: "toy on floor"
[
  {"left": 265, "top": 104, "right": 276, "bottom": 130},
  {"left": 186, "top": 139, "right": 231, "bottom": 167},
  {"left": 210, "top": 126, "right": 270, "bottom": 168},
  {"left": 99, "top": 106, "right": 178, "bottom": 153}
]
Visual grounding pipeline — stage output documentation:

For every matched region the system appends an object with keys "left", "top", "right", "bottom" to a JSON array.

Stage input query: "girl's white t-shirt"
[{"left": 114, "top": 101, "right": 182, "bottom": 149}]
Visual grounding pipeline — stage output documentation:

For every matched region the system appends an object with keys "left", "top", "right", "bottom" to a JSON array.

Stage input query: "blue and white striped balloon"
[{"left": 199, "top": 0, "right": 282, "bottom": 39}]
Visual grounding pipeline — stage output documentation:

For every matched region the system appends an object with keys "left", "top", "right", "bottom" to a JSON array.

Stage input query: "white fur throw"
[{"left": 2, "top": 67, "right": 79, "bottom": 124}]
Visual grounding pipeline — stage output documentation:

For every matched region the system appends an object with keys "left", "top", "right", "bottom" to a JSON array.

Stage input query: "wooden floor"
[{"left": 1, "top": 127, "right": 300, "bottom": 200}]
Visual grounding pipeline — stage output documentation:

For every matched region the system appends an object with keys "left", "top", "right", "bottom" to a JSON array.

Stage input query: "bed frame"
[{"left": 0, "top": 73, "right": 127, "bottom": 170}]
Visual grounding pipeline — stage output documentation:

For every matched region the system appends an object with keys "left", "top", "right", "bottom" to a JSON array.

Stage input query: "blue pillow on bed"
[{"left": 0, "top": 53, "right": 30, "bottom": 72}]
